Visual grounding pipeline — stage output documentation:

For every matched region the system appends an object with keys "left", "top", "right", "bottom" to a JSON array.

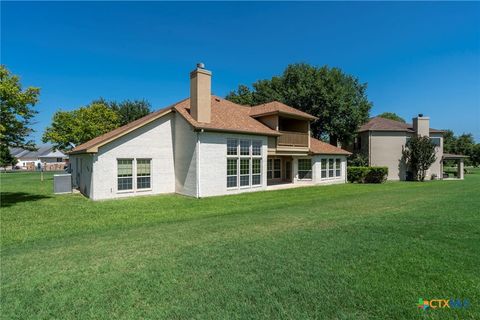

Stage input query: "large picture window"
[
  {"left": 320, "top": 158, "right": 343, "bottom": 180},
  {"left": 117, "top": 159, "right": 133, "bottom": 191},
  {"left": 298, "top": 159, "right": 312, "bottom": 180},
  {"left": 137, "top": 159, "right": 151, "bottom": 189},
  {"left": 227, "top": 139, "right": 262, "bottom": 189}
]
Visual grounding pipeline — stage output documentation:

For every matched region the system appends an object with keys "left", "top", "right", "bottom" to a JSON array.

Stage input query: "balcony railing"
[{"left": 277, "top": 131, "right": 309, "bottom": 147}]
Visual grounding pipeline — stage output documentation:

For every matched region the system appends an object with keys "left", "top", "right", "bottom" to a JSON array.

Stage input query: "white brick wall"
[
  {"left": 198, "top": 132, "right": 268, "bottom": 197},
  {"left": 92, "top": 114, "right": 175, "bottom": 200},
  {"left": 174, "top": 113, "right": 198, "bottom": 197}
]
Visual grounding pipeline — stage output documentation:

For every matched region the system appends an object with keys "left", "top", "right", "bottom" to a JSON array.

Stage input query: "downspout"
[{"left": 195, "top": 130, "right": 202, "bottom": 198}]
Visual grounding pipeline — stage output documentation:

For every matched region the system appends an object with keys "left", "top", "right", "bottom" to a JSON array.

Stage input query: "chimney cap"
[
  {"left": 196, "top": 62, "right": 205, "bottom": 69},
  {"left": 418, "top": 113, "right": 424, "bottom": 117}
]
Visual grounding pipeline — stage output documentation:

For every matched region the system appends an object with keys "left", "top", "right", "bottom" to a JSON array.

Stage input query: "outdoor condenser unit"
[{"left": 54, "top": 174, "right": 72, "bottom": 194}]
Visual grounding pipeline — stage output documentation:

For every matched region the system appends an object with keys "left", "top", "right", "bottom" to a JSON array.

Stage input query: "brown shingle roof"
[
  {"left": 358, "top": 117, "right": 444, "bottom": 133},
  {"left": 250, "top": 101, "right": 318, "bottom": 120},
  {"left": 70, "top": 96, "right": 281, "bottom": 154},
  {"left": 174, "top": 96, "right": 280, "bottom": 136},
  {"left": 309, "top": 137, "right": 351, "bottom": 155}
]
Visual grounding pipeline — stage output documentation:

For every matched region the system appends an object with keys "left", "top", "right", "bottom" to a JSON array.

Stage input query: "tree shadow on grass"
[{"left": 0, "top": 192, "right": 52, "bottom": 208}]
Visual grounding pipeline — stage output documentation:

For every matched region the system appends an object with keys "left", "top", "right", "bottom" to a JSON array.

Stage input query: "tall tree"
[
  {"left": 442, "top": 129, "right": 457, "bottom": 154},
  {"left": 377, "top": 112, "right": 405, "bottom": 123},
  {"left": 42, "top": 102, "right": 120, "bottom": 150},
  {"left": 226, "top": 63, "right": 372, "bottom": 145},
  {"left": 108, "top": 99, "right": 151, "bottom": 126},
  {"left": 402, "top": 135, "right": 436, "bottom": 181},
  {"left": 471, "top": 144, "right": 480, "bottom": 167},
  {"left": 0, "top": 65, "right": 39, "bottom": 150},
  {"left": 0, "top": 144, "right": 16, "bottom": 170}
]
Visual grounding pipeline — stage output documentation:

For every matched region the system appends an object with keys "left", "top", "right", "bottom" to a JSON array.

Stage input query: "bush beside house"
[{"left": 347, "top": 167, "right": 388, "bottom": 183}]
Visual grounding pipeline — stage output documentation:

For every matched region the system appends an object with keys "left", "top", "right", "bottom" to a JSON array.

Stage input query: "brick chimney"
[
  {"left": 412, "top": 114, "right": 430, "bottom": 137},
  {"left": 190, "top": 63, "right": 211, "bottom": 123}
]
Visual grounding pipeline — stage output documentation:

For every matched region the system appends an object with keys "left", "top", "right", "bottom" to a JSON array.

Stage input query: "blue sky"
[{"left": 2, "top": 2, "right": 479, "bottom": 142}]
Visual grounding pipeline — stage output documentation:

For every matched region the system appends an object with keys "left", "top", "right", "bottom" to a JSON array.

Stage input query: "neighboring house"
[
  {"left": 9, "top": 145, "right": 68, "bottom": 170},
  {"left": 69, "top": 64, "right": 350, "bottom": 200},
  {"left": 350, "top": 116, "right": 464, "bottom": 180}
]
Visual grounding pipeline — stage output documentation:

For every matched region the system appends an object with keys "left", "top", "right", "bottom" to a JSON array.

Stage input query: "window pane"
[
  {"left": 298, "top": 170, "right": 312, "bottom": 180},
  {"left": 335, "top": 159, "right": 341, "bottom": 176},
  {"left": 227, "top": 139, "right": 238, "bottom": 155},
  {"left": 267, "top": 159, "right": 272, "bottom": 171},
  {"left": 274, "top": 170, "right": 281, "bottom": 179},
  {"left": 252, "top": 158, "right": 261, "bottom": 174},
  {"left": 117, "top": 159, "right": 132, "bottom": 177},
  {"left": 252, "top": 174, "right": 261, "bottom": 185},
  {"left": 227, "top": 158, "right": 237, "bottom": 176},
  {"left": 321, "top": 171, "right": 326, "bottom": 178},
  {"left": 137, "top": 159, "right": 151, "bottom": 176},
  {"left": 252, "top": 140, "right": 262, "bottom": 156},
  {"left": 118, "top": 177, "right": 132, "bottom": 190},
  {"left": 240, "top": 175, "right": 250, "bottom": 186},
  {"left": 298, "top": 159, "right": 312, "bottom": 171},
  {"left": 227, "top": 176, "right": 237, "bottom": 188},
  {"left": 137, "top": 177, "right": 151, "bottom": 189},
  {"left": 274, "top": 159, "right": 281, "bottom": 170},
  {"left": 240, "top": 140, "right": 250, "bottom": 155},
  {"left": 321, "top": 159, "right": 327, "bottom": 167},
  {"left": 240, "top": 158, "right": 250, "bottom": 175},
  {"left": 267, "top": 171, "right": 273, "bottom": 179},
  {"left": 328, "top": 159, "right": 334, "bottom": 177}
]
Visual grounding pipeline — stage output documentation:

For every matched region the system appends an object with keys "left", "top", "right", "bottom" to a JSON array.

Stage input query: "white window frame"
[
  {"left": 226, "top": 138, "right": 263, "bottom": 190},
  {"left": 136, "top": 158, "right": 152, "bottom": 191},
  {"left": 117, "top": 158, "right": 134, "bottom": 192},
  {"left": 320, "top": 157, "right": 343, "bottom": 180}
]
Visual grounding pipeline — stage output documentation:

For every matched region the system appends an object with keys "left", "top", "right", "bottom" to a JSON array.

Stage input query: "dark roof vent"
[
  {"left": 418, "top": 113, "right": 424, "bottom": 117},
  {"left": 197, "top": 62, "right": 205, "bottom": 69}
]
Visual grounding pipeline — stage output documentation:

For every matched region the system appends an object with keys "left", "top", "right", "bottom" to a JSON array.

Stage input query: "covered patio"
[{"left": 442, "top": 154, "right": 469, "bottom": 180}]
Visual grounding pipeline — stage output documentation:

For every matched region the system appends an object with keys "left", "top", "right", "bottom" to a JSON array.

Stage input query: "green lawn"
[{"left": 1, "top": 171, "right": 479, "bottom": 319}]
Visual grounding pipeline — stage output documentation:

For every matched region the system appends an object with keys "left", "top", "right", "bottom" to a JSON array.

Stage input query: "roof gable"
[{"left": 249, "top": 101, "right": 318, "bottom": 120}]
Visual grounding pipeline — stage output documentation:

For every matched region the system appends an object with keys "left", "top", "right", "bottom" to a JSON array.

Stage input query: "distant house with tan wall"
[{"left": 350, "top": 116, "right": 445, "bottom": 180}]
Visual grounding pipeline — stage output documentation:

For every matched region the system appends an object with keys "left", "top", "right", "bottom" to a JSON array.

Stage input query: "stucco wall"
[
  {"left": 370, "top": 131, "right": 408, "bottom": 180},
  {"left": 198, "top": 132, "right": 268, "bottom": 197},
  {"left": 91, "top": 114, "right": 175, "bottom": 200},
  {"left": 428, "top": 133, "right": 443, "bottom": 179},
  {"left": 174, "top": 113, "right": 198, "bottom": 197}
]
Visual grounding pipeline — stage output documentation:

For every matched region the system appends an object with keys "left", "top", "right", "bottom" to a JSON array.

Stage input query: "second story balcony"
[{"left": 277, "top": 131, "right": 309, "bottom": 147}]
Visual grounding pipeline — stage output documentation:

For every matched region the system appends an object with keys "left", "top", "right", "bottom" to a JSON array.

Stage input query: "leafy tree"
[
  {"left": 0, "top": 65, "right": 39, "bottom": 150},
  {"left": 471, "top": 144, "right": 480, "bottom": 167},
  {"left": 455, "top": 133, "right": 475, "bottom": 156},
  {"left": 93, "top": 98, "right": 151, "bottom": 126},
  {"left": 377, "top": 112, "right": 405, "bottom": 123},
  {"left": 0, "top": 144, "right": 16, "bottom": 170},
  {"left": 226, "top": 63, "right": 372, "bottom": 145},
  {"left": 43, "top": 103, "right": 120, "bottom": 150},
  {"left": 402, "top": 135, "right": 436, "bottom": 181},
  {"left": 348, "top": 152, "right": 369, "bottom": 167},
  {"left": 442, "top": 129, "right": 456, "bottom": 154},
  {"left": 113, "top": 100, "right": 151, "bottom": 125}
]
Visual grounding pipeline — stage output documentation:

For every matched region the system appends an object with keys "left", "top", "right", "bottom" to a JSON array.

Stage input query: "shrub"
[{"left": 348, "top": 166, "right": 388, "bottom": 183}]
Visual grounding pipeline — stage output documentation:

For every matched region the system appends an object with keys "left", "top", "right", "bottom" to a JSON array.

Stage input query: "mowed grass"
[{"left": 1, "top": 171, "right": 479, "bottom": 319}]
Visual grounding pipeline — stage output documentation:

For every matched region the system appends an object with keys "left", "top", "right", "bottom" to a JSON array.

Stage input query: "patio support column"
[{"left": 458, "top": 159, "right": 464, "bottom": 180}]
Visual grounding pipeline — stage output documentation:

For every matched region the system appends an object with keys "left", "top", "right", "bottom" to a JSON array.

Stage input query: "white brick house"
[{"left": 69, "top": 64, "right": 350, "bottom": 200}]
